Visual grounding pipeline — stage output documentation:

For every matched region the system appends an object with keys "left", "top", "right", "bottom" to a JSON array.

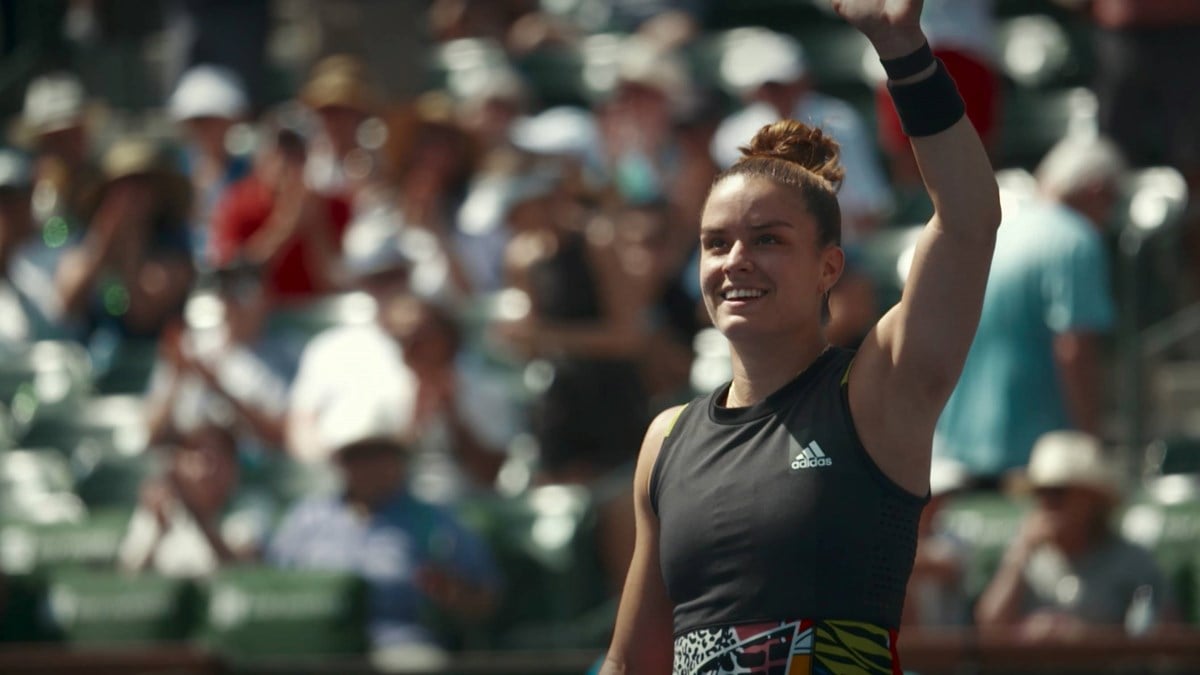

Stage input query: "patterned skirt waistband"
[{"left": 672, "top": 619, "right": 900, "bottom": 675}]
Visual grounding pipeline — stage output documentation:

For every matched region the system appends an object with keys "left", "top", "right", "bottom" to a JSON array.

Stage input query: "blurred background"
[{"left": 0, "top": 0, "right": 1198, "bottom": 673}]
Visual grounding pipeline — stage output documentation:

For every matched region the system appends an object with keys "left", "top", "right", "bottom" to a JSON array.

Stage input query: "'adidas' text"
[{"left": 791, "top": 440, "right": 832, "bottom": 470}]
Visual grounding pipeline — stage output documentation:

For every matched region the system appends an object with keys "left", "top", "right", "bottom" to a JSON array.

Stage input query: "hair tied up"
[{"left": 738, "top": 119, "right": 845, "bottom": 190}]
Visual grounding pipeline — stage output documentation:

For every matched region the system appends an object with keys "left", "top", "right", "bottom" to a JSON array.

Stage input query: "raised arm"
[
  {"left": 838, "top": 0, "right": 1002, "bottom": 494},
  {"left": 599, "top": 406, "right": 679, "bottom": 675}
]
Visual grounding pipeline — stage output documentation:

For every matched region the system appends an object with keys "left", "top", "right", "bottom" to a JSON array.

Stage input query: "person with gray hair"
[{"left": 933, "top": 133, "right": 1124, "bottom": 485}]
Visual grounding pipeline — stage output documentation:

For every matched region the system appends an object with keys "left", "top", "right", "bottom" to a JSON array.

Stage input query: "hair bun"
[{"left": 740, "top": 119, "right": 845, "bottom": 188}]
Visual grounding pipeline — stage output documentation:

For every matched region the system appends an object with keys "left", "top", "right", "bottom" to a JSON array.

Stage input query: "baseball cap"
[
  {"left": 719, "top": 28, "right": 808, "bottom": 96},
  {"left": 169, "top": 65, "right": 249, "bottom": 121}
]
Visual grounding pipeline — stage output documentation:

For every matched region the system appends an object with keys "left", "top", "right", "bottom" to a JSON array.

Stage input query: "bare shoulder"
[{"left": 635, "top": 404, "right": 689, "bottom": 501}]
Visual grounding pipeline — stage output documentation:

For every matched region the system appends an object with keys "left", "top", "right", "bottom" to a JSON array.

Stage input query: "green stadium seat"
[
  {"left": 0, "top": 341, "right": 93, "bottom": 445},
  {"left": 198, "top": 567, "right": 368, "bottom": 658},
  {"left": 0, "top": 509, "right": 131, "bottom": 574},
  {"left": 0, "top": 448, "right": 86, "bottom": 524},
  {"left": 21, "top": 393, "right": 148, "bottom": 459},
  {"left": 39, "top": 568, "right": 198, "bottom": 644},
  {"left": 456, "top": 485, "right": 610, "bottom": 650}
]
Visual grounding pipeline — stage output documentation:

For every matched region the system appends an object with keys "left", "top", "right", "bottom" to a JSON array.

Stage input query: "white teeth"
[{"left": 724, "top": 289, "right": 765, "bottom": 300}]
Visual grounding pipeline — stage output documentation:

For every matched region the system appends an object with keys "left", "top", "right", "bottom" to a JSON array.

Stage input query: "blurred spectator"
[
  {"left": 1077, "top": 0, "right": 1200, "bottom": 313},
  {"left": 495, "top": 173, "right": 650, "bottom": 483},
  {"left": 118, "top": 424, "right": 265, "bottom": 577},
  {"left": 167, "top": 64, "right": 253, "bottom": 262},
  {"left": 15, "top": 72, "right": 103, "bottom": 228},
  {"left": 386, "top": 294, "right": 521, "bottom": 503},
  {"left": 55, "top": 137, "right": 195, "bottom": 343},
  {"left": 934, "top": 136, "right": 1122, "bottom": 483},
  {"left": 600, "top": 36, "right": 715, "bottom": 234},
  {"left": 710, "top": 29, "right": 892, "bottom": 241},
  {"left": 144, "top": 260, "right": 295, "bottom": 455},
  {"left": 610, "top": 200, "right": 701, "bottom": 405},
  {"left": 455, "top": 152, "right": 561, "bottom": 293},
  {"left": 287, "top": 221, "right": 447, "bottom": 464},
  {"left": 875, "top": 0, "right": 1000, "bottom": 184},
  {"left": 209, "top": 115, "right": 349, "bottom": 303},
  {"left": 1077, "top": 0, "right": 1200, "bottom": 177},
  {"left": 382, "top": 94, "right": 479, "bottom": 296},
  {"left": 268, "top": 395, "right": 500, "bottom": 651},
  {"left": 903, "top": 458, "right": 973, "bottom": 628},
  {"left": 0, "top": 148, "right": 66, "bottom": 347},
  {"left": 454, "top": 66, "right": 530, "bottom": 156},
  {"left": 299, "top": 55, "right": 385, "bottom": 200},
  {"left": 975, "top": 431, "right": 1176, "bottom": 636}
]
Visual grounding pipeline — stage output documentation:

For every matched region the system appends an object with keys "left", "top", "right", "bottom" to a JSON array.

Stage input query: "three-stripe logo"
[{"left": 790, "top": 440, "right": 833, "bottom": 470}]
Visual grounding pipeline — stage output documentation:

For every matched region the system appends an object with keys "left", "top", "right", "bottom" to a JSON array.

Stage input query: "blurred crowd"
[{"left": 1, "top": 0, "right": 1199, "bottom": 661}]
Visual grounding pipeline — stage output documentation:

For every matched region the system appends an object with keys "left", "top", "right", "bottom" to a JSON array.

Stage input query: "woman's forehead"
[{"left": 701, "top": 175, "right": 812, "bottom": 231}]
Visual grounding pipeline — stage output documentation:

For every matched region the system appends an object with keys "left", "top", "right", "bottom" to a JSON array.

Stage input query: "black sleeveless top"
[{"left": 651, "top": 348, "right": 927, "bottom": 642}]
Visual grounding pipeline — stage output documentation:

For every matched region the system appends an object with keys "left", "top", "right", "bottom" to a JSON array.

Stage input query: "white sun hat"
[
  {"left": 719, "top": 28, "right": 808, "bottom": 97},
  {"left": 169, "top": 65, "right": 249, "bottom": 122},
  {"left": 312, "top": 392, "right": 410, "bottom": 463},
  {"left": 1026, "top": 430, "right": 1124, "bottom": 500}
]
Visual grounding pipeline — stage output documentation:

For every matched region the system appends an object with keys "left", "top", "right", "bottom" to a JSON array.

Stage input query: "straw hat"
[
  {"left": 299, "top": 55, "right": 380, "bottom": 113},
  {"left": 9, "top": 72, "right": 106, "bottom": 148},
  {"left": 88, "top": 137, "right": 192, "bottom": 222},
  {"left": 1024, "top": 431, "right": 1124, "bottom": 500}
]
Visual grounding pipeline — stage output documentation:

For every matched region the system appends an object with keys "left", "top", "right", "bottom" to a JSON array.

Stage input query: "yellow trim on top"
[
  {"left": 663, "top": 404, "right": 688, "bottom": 437},
  {"left": 841, "top": 358, "right": 855, "bottom": 387}
]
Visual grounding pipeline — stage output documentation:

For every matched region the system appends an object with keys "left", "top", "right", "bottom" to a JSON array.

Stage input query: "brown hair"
[{"left": 711, "top": 119, "right": 844, "bottom": 247}]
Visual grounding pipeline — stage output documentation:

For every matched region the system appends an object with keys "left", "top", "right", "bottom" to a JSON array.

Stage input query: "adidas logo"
[{"left": 791, "top": 440, "right": 833, "bottom": 470}]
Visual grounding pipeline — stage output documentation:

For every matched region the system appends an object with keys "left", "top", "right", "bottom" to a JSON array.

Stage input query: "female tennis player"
[{"left": 599, "top": 0, "right": 1001, "bottom": 673}]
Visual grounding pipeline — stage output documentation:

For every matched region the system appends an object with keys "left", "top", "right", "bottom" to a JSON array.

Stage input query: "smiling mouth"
[{"left": 722, "top": 288, "right": 767, "bottom": 301}]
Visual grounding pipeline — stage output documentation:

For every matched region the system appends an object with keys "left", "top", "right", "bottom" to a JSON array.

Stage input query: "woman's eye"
[
  {"left": 705, "top": 238, "right": 727, "bottom": 250},
  {"left": 756, "top": 234, "right": 778, "bottom": 245}
]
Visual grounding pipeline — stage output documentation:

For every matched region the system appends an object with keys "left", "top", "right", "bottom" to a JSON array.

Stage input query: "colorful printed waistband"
[{"left": 673, "top": 619, "right": 900, "bottom": 675}]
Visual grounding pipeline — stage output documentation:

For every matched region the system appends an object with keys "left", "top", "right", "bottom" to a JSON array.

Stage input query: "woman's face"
[{"left": 699, "top": 174, "right": 842, "bottom": 343}]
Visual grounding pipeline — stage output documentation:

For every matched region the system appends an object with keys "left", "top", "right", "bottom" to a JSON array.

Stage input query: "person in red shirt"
[{"left": 209, "top": 120, "right": 350, "bottom": 302}]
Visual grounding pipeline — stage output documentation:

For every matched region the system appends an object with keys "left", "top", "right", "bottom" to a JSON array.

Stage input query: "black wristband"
[
  {"left": 880, "top": 41, "right": 935, "bottom": 81},
  {"left": 886, "top": 59, "right": 966, "bottom": 137}
]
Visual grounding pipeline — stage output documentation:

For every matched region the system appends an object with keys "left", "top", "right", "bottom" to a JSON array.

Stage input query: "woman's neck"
[{"left": 726, "top": 336, "right": 829, "bottom": 408}]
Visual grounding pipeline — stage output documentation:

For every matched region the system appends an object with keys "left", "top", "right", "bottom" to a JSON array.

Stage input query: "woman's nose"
[{"left": 723, "top": 240, "right": 753, "bottom": 272}]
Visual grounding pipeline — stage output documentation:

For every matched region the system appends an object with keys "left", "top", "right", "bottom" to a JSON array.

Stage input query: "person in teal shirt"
[{"left": 935, "top": 135, "right": 1122, "bottom": 482}]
